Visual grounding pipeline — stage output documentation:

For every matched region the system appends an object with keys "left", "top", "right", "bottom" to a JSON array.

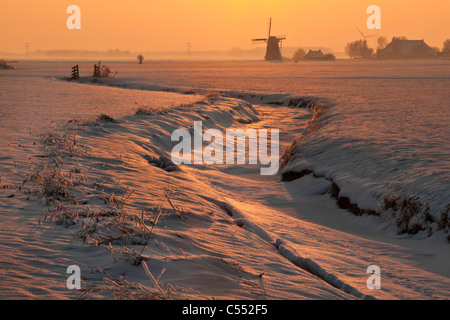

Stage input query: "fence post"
[{"left": 93, "top": 64, "right": 100, "bottom": 77}]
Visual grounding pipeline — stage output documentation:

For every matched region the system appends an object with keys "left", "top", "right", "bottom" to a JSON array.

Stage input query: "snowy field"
[{"left": 0, "top": 60, "right": 449, "bottom": 299}]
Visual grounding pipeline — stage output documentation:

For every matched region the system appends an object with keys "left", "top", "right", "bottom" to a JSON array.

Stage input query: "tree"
[
  {"left": 292, "top": 48, "right": 306, "bottom": 62},
  {"left": 345, "top": 42, "right": 358, "bottom": 59},
  {"left": 377, "top": 36, "right": 388, "bottom": 51},
  {"left": 137, "top": 54, "right": 144, "bottom": 64},
  {"left": 392, "top": 36, "right": 407, "bottom": 41},
  {"left": 324, "top": 53, "right": 336, "bottom": 60},
  {"left": 442, "top": 39, "right": 450, "bottom": 53},
  {"left": 431, "top": 47, "right": 440, "bottom": 53},
  {"left": 345, "top": 40, "right": 374, "bottom": 59}
]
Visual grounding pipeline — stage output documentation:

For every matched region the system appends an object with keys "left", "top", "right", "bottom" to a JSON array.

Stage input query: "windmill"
[{"left": 252, "top": 18, "right": 286, "bottom": 61}]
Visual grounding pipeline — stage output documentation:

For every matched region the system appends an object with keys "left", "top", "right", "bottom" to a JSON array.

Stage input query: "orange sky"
[{"left": 1, "top": 0, "right": 449, "bottom": 53}]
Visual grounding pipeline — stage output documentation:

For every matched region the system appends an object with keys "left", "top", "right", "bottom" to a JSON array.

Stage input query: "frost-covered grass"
[
  {"left": 27, "top": 132, "right": 88, "bottom": 205},
  {"left": 67, "top": 114, "right": 117, "bottom": 126},
  {"left": 279, "top": 100, "right": 328, "bottom": 170},
  {"left": 78, "top": 260, "right": 193, "bottom": 300},
  {"left": 134, "top": 105, "right": 173, "bottom": 116},
  {"left": 93, "top": 61, "right": 117, "bottom": 78},
  {"left": 23, "top": 124, "right": 195, "bottom": 299},
  {"left": 381, "top": 194, "right": 449, "bottom": 237},
  {"left": 280, "top": 143, "right": 298, "bottom": 170},
  {"left": 133, "top": 101, "right": 200, "bottom": 116}
]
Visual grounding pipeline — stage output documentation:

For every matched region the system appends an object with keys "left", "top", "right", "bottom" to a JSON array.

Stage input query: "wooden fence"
[{"left": 71, "top": 65, "right": 79, "bottom": 80}]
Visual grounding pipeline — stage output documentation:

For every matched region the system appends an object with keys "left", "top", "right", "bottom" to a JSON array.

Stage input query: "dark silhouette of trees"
[
  {"left": 137, "top": 55, "right": 144, "bottom": 64},
  {"left": 345, "top": 40, "right": 374, "bottom": 59},
  {"left": 392, "top": 36, "right": 408, "bottom": 41},
  {"left": 292, "top": 48, "right": 307, "bottom": 61},
  {"left": 443, "top": 39, "right": 450, "bottom": 53},
  {"left": 377, "top": 36, "right": 388, "bottom": 51},
  {"left": 324, "top": 53, "right": 336, "bottom": 60},
  {"left": 431, "top": 46, "right": 440, "bottom": 53}
]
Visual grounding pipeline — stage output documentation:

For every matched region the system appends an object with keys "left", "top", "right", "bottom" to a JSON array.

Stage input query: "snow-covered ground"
[{"left": 0, "top": 61, "right": 449, "bottom": 299}]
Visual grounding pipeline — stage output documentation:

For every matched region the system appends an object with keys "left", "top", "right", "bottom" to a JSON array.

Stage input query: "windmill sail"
[{"left": 268, "top": 17, "right": 272, "bottom": 39}]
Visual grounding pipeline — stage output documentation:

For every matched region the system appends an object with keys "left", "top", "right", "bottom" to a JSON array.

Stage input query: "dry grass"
[
  {"left": 78, "top": 262, "right": 189, "bottom": 300},
  {"left": 134, "top": 103, "right": 192, "bottom": 116},
  {"left": 25, "top": 126, "right": 192, "bottom": 299},
  {"left": 93, "top": 61, "right": 117, "bottom": 78},
  {"left": 30, "top": 164, "right": 76, "bottom": 201},
  {"left": 134, "top": 105, "right": 171, "bottom": 116},
  {"left": 381, "top": 193, "right": 447, "bottom": 235},
  {"left": 27, "top": 131, "right": 89, "bottom": 207},
  {"left": 67, "top": 114, "right": 116, "bottom": 126},
  {"left": 439, "top": 204, "right": 449, "bottom": 231},
  {"left": 95, "top": 114, "right": 115, "bottom": 122},
  {"left": 303, "top": 104, "right": 328, "bottom": 136},
  {"left": 133, "top": 91, "right": 218, "bottom": 117},
  {"left": 40, "top": 131, "right": 89, "bottom": 158},
  {"left": 280, "top": 142, "right": 299, "bottom": 170},
  {"left": 279, "top": 100, "right": 328, "bottom": 170},
  {"left": 204, "top": 91, "right": 220, "bottom": 101},
  {"left": 180, "top": 89, "right": 197, "bottom": 95}
]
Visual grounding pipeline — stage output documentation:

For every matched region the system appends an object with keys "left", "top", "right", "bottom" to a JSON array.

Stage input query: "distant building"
[
  {"left": 378, "top": 39, "right": 437, "bottom": 59},
  {"left": 304, "top": 50, "right": 326, "bottom": 60}
]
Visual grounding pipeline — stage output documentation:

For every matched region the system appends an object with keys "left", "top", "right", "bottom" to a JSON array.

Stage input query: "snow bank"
[
  {"left": 282, "top": 97, "right": 450, "bottom": 239},
  {"left": 274, "top": 239, "right": 376, "bottom": 300}
]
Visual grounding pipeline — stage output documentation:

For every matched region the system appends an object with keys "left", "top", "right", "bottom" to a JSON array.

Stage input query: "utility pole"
[
  {"left": 187, "top": 42, "right": 191, "bottom": 57},
  {"left": 24, "top": 42, "right": 31, "bottom": 54}
]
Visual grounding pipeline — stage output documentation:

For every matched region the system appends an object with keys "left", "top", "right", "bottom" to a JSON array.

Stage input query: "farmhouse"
[
  {"left": 304, "top": 50, "right": 326, "bottom": 60},
  {"left": 378, "top": 39, "right": 437, "bottom": 59}
]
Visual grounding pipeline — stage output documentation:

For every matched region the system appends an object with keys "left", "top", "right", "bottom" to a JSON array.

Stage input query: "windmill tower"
[{"left": 252, "top": 18, "right": 286, "bottom": 61}]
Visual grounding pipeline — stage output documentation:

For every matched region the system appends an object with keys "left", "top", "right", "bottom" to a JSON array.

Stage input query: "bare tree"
[
  {"left": 442, "top": 39, "right": 450, "bottom": 53},
  {"left": 392, "top": 36, "right": 408, "bottom": 41},
  {"left": 137, "top": 55, "right": 144, "bottom": 64},
  {"left": 431, "top": 46, "right": 440, "bottom": 53},
  {"left": 292, "top": 48, "right": 307, "bottom": 62},
  {"left": 345, "top": 40, "right": 374, "bottom": 59},
  {"left": 377, "top": 36, "right": 388, "bottom": 51}
]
